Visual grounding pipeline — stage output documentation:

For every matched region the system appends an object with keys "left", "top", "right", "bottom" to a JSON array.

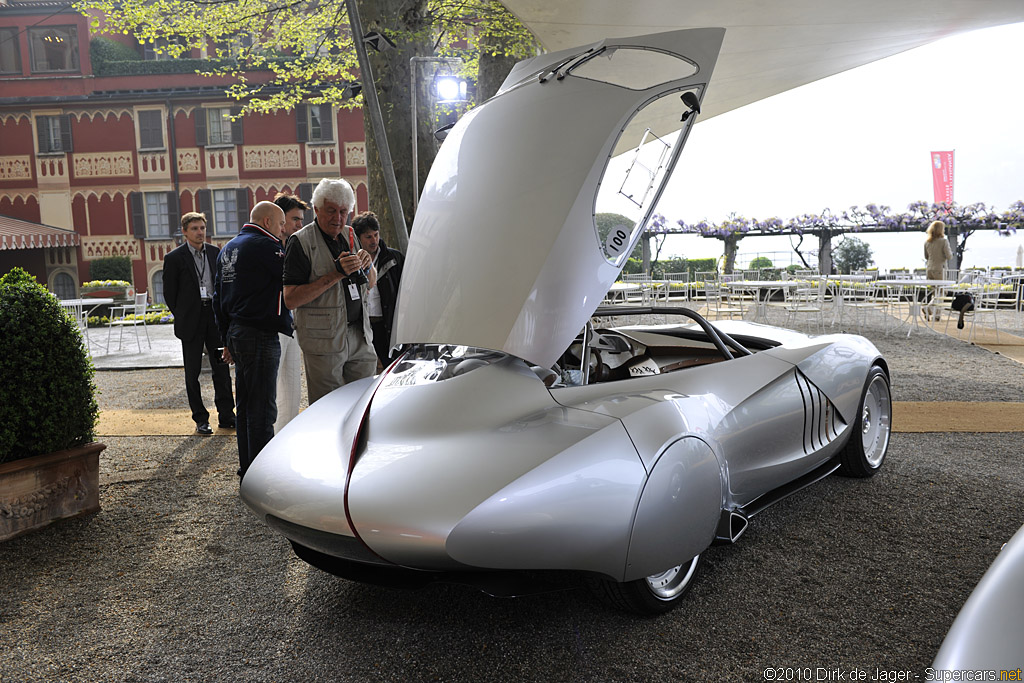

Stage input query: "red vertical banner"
[{"left": 930, "top": 150, "right": 955, "bottom": 205}]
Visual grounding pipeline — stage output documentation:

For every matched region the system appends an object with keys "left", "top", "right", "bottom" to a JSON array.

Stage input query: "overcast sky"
[
  {"left": 662, "top": 21, "right": 1024, "bottom": 220},
  {"left": 652, "top": 21, "right": 1024, "bottom": 267}
]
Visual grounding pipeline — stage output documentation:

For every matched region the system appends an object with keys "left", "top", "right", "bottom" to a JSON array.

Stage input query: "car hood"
[{"left": 393, "top": 27, "right": 725, "bottom": 368}]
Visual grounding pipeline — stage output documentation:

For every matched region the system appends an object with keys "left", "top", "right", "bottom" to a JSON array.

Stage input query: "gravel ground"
[{"left": 2, "top": 314, "right": 1023, "bottom": 682}]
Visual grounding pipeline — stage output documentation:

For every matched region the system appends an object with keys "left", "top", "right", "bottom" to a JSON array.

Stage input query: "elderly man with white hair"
[{"left": 282, "top": 178, "right": 377, "bottom": 404}]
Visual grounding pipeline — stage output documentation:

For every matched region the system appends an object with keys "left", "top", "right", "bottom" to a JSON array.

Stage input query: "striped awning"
[{"left": 0, "top": 215, "right": 80, "bottom": 251}]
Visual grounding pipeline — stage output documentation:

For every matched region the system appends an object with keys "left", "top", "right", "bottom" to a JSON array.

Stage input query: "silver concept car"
[
  {"left": 932, "top": 523, "right": 1024, "bottom": 669},
  {"left": 241, "top": 28, "right": 892, "bottom": 614}
]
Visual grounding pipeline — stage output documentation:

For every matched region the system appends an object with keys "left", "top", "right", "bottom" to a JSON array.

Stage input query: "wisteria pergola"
[{"left": 642, "top": 200, "right": 1024, "bottom": 274}]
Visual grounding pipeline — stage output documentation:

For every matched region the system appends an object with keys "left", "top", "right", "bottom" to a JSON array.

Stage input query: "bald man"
[{"left": 214, "top": 201, "right": 291, "bottom": 477}]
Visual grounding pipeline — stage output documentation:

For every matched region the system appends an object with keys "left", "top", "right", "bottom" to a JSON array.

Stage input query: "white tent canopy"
[{"left": 500, "top": 0, "right": 1024, "bottom": 120}]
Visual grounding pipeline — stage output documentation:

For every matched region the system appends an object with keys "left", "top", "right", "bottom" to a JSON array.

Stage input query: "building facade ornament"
[
  {"left": 0, "top": 156, "right": 33, "bottom": 182},
  {"left": 73, "top": 152, "right": 134, "bottom": 178}
]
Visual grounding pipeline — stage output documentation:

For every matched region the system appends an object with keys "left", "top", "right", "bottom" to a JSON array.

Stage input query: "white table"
[
  {"left": 605, "top": 282, "right": 641, "bottom": 304},
  {"left": 882, "top": 279, "right": 955, "bottom": 337},
  {"left": 723, "top": 280, "right": 797, "bottom": 323},
  {"left": 817, "top": 275, "right": 884, "bottom": 327},
  {"left": 60, "top": 298, "right": 114, "bottom": 354}
]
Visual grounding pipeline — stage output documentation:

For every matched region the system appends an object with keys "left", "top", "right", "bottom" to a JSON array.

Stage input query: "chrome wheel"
[
  {"left": 644, "top": 555, "right": 700, "bottom": 601},
  {"left": 860, "top": 372, "right": 891, "bottom": 469},
  {"left": 839, "top": 365, "right": 891, "bottom": 478},
  {"left": 590, "top": 553, "right": 703, "bottom": 614}
]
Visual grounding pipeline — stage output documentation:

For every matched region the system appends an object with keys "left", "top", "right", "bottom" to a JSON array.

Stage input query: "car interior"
[
  {"left": 549, "top": 306, "right": 778, "bottom": 387},
  {"left": 393, "top": 307, "right": 778, "bottom": 389}
]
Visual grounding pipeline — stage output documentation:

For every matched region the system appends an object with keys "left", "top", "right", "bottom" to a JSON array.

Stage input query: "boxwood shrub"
[{"left": 0, "top": 268, "right": 98, "bottom": 464}]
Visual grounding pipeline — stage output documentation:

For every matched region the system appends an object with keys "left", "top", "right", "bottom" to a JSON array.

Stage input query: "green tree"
[
  {"left": 832, "top": 237, "right": 874, "bottom": 274},
  {"left": 748, "top": 256, "right": 773, "bottom": 270},
  {"left": 596, "top": 213, "right": 643, "bottom": 260},
  {"left": 76, "top": 0, "right": 538, "bottom": 247}
]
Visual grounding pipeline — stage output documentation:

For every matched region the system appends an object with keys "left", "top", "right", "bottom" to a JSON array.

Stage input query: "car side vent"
[{"left": 795, "top": 370, "right": 846, "bottom": 454}]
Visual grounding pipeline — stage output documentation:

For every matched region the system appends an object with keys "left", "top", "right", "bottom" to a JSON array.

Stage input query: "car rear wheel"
[
  {"left": 589, "top": 555, "right": 701, "bottom": 615},
  {"left": 837, "top": 365, "right": 891, "bottom": 478}
]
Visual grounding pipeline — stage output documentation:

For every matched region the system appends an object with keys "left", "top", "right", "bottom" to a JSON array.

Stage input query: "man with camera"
[{"left": 282, "top": 178, "right": 377, "bottom": 404}]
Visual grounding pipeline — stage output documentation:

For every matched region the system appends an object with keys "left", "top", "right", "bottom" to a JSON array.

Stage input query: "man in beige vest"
[{"left": 282, "top": 178, "right": 377, "bottom": 403}]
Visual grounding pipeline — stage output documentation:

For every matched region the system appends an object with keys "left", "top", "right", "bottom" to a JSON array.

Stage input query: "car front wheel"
[{"left": 589, "top": 555, "right": 701, "bottom": 615}]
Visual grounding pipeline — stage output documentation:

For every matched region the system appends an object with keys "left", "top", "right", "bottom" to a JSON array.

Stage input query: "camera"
[
  {"left": 335, "top": 251, "right": 369, "bottom": 286},
  {"left": 346, "top": 268, "right": 368, "bottom": 287}
]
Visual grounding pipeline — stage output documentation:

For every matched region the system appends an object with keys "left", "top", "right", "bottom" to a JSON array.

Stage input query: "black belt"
[
  {"left": 201, "top": 299, "right": 213, "bottom": 307},
  {"left": 348, "top": 319, "right": 362, "bottom": 327},
  {"left": 369, "top": 316, "right": 384, "bottom": 323}
]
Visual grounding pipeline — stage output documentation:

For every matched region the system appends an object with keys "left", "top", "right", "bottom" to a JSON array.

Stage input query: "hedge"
[
  {"left": 89, "top": 256, "right": 133, "bottom": 283},
  {"left": 0, "top": 268, "right": 98, "bottom": 463}
]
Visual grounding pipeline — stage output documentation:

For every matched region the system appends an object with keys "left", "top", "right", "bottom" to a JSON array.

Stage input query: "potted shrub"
[
  {"left": 0, "top": 267, "right": 103, "bottom": 542},
  {"left": 80, "top": 278, "right": 133, "bottom": 300}
]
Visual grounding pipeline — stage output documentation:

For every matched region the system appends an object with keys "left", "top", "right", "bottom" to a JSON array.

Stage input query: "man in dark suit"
[{"left": 164, "top": 211, "right": 235, "bottom": 435}]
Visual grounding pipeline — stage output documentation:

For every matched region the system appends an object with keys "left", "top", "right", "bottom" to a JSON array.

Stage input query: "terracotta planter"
[
  {"left": 0, "top": 442, "right": 105, "bottom": 542},
  {"left": 81, "top": 286, "right": 133, "bottom": 300}
]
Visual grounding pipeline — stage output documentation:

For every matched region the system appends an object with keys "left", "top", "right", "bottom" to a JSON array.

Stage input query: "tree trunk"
[
  {"left": 722, "top": 234, "right": 740, "bottom": 274},
  {"left": 948, "top": 226, "right": 961, "bottom": 269},
  {"left": 356, "top": 0, "right": 431, "bottom": 248},
  {"left": 477, "top": 39, "right": 518, "bottom": 103},
  {"left": 818, "top": 230, "right": 833, "bottom": 274}
]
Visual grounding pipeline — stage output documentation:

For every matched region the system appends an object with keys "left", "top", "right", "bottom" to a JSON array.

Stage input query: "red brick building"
[{"left": 0, "top": 0, "right": 368, "bottom": 302}]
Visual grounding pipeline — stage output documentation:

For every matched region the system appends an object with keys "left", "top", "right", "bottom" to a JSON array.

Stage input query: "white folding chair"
[
  {"left": 706, "top": 282, "right": 746, "bottom": 320},
  {"left": 838, "top": 281, "right": 882, "bottom": 332},
  {"left": 60, "top": 299, "right": 91, "bottom": 355},
  {"left": 782, "top": 279, "right": 826, "bottom": 333},
  {"left": 107, "top": 292, "right": 152, "bottom": 352}
]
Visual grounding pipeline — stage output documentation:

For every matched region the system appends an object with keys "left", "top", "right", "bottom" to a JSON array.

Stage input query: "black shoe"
[
  {"left": 219, "top": 417, "right": 236, "bottom": 429},
  {"left": 196, "top": 423, "right": 214, "bottom": 436}
]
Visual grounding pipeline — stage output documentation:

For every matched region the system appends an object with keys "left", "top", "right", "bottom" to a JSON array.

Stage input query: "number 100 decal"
[{"left": 603, "top": 224, "right": 631, "bottom": 260}]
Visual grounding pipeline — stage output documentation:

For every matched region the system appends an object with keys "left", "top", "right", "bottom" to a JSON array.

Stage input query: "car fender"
[
  {"left": 623, "top": 436, "right": 723, "bottom": 582},
  {"left": 444, "top": 418, "right": 648, "bottom": 578},
  {"left": 760, "top": 335, "right": 885, "bottom": 423}
]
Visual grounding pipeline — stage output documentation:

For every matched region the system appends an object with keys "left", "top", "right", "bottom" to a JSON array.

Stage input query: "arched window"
[
  {"left": 152, "top": 270, "right": 165, "bottom": 304},
  {"left": 52, "top": 272, "right": 75, "bottom": 299}
]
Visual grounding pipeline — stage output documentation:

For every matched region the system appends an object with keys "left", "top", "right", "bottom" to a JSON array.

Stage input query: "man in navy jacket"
[{"left": 214, "top": 201, "right": 291, "bottom": 477}]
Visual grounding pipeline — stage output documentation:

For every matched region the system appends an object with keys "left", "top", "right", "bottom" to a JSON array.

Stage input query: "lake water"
[{"left": 660, "top": 229, "right": 1024, "bottom": 273}]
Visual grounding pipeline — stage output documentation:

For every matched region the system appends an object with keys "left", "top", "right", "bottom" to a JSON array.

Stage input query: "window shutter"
[
  {"left": 36, "top": 118, "right": 48, "bottom": 153},
  {"left": 129, "top": 192, "right": 146, "bottom": 239},
  {"left": 235, "top": 188, "right": 249, "bottom": 230},
  {"left": 60, "top": 115, "right": 73, "bottom": 153},
  {"left": 139, "top": 110, "right": 163, "bottom": 149},
  {"left": 298, "top": 182, "right": 314, "bottom": 225},
  {"left": 166, "top": 191, "right": 180, "bottom": 235},
  {"left": 320, "top": 105, "right": 334, "bottom": 142},
  {"left": 230, "top": 107, "right": 243, "bottom": 144},
  {"left": 295, "top": 104, "right": 308, "bottom": 143},
  {"left": 195, "top": 109, "right": 207, "bottom": 147},
  {"left": 196, "top": 189, "right": 212, "bottom": 228}
]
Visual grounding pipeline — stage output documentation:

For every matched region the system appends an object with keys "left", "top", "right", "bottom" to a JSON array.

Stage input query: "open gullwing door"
[{"left": 393, "top": 28, "right": 724, "bottom": 368}]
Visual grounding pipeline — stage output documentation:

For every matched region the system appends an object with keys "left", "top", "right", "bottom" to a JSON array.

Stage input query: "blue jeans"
[{"left": 226, "top": 323, "right": 281, "bottom": 476}]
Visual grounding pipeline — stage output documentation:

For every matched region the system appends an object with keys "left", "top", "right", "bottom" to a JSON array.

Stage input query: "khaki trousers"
[
  {"left": 274, "top": 332, "right": 302, "bottom": 433},
  {"left": 302, "top": 324, "right": 377, "bottom": 404}
]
